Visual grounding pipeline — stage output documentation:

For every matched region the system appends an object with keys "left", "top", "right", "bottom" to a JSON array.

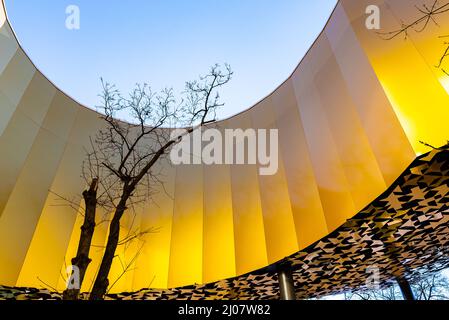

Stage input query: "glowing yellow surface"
[{"left": 1, "top": 0, "right": 449, "bottom": 292}]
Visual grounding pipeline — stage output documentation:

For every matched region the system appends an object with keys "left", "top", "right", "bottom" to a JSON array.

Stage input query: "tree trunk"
[
  {"left": 63, "top": 178, "right": 98, "bottom": 300},
  {"left": 89, "top": 193, "right": 129, "bottom": 300}
]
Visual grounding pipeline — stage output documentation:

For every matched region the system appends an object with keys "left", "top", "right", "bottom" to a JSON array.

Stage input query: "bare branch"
[{"left": 378, "top": 1, "right": 449, "bottom": 40}]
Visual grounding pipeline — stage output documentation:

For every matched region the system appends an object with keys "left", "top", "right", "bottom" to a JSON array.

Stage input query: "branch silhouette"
[
  {"left": 379, "top": 0, "right": 449, "bottom": 76},
  {"left": 378, "top": 0, "right": 449, "bottom": 40}
]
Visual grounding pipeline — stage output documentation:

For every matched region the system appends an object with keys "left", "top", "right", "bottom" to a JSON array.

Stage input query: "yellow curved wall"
[{"left": 0, "top": 0, "right": 448, "bottom": 292}]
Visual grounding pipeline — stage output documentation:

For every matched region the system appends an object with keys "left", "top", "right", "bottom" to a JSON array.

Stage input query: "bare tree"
[
  {"left": 411, "top": 272, "right": 449, "bottom": 300},
  {"left": 68, "top": 64, "right": 233, "bottom": 300},
  {"left": 344, "top": 284, "right": 403, "bottom": 301},
  {"left": 60, "top": 134, "right": 124, "bottom": 300},
  {"left": 344, "top": 271, "right": 449, "bottom": 300}
]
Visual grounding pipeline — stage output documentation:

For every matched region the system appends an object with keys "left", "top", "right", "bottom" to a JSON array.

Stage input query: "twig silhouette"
[{"left": 378, "top": 0, "right": 449, "bottom": 40}]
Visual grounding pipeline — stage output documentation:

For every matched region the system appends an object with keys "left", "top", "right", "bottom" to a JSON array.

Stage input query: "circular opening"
[{"left": 5, "top": 0, "right": 337, "bottom": 120}]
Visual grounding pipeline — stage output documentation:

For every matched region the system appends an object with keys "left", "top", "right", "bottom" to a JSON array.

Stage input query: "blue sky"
[{"left": 5, "top": 0, "right": 337, "bottom": 120}]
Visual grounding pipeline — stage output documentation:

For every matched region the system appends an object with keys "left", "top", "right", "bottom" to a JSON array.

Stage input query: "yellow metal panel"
[
  {"left": 228, "top": 115, "right": 268, "bottom": 275},
  {"left": 0, "top": 91, "right": 77, "bottom": 286},
  {"left": 325, "top": 4, "right": 415, "bottom": 186},
  {"left": 0, "top": 74, "right": 56, "bottom": 216},
  {"left": 0, "top": 24, "right": 17, "bottom": 74},
  {"left": 202, "top": 134, "right": 236, "bottom": 283},
  {"left": 292, "top": 35, "right": 356, "bottom": 232},
  {"left": 40, "top": 94, "right": 79, "bottom": 137},
  {"left": 272, "top": 80, "right": 328, "bottom": 249},
  {"left": 0, "top": 110, "right": 41, "bottom": 216},
  {"left": 0, "top": 72, "right": 56, "bottom": 139},
  {"left": 17, "top": 109, "right": 102, "bottom": 289},
  {"left": 0, "top": 132, "right": 70, "bottom": 285},
  {"left": 250, "top": 99, "right": 298, "bottom": 263},
  {"left": 0, "top": 49, "right": 35, "bottom": 136},
  {"left": 17, "top": 153, "right": 83, "bottom": 289},
  {"left": 16, "top": 72, "right": 57, "bottom": 125},
  {"left": 0, "top": 91, "right": 16, "bottom": 136},
  {"left": 0, "top": 49, "right": 35, "bottom": 106},
  {"left": 168, "top": 163, "right": 203, "bottom": 287},
  {"left": 55, "top": 198, "right": 84, "bottom": 292},
  {"left": 341, "top": 0, "right": 449, "bottom": 154},
  {"left": 132, "top": 159, "right": 176, "bottom": 289},
  {"left": 314, "top": 36, "right": 386, "bottom": 212},
  {"left": 66, "top": 107, "right": 107, "bottom": 146},
  {"left": 107, "top": 207, "right": 141, "bottom": 293}
]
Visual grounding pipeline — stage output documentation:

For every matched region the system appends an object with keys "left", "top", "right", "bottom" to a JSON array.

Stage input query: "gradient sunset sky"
[{"left": 5, "top": 0, "right": 337, "bottom": 120}]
